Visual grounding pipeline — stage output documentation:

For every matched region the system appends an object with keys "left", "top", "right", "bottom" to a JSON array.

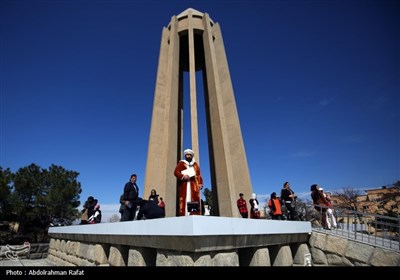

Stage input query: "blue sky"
[{"left": 1, "top": 0, "right": 399, "bottom": 220}]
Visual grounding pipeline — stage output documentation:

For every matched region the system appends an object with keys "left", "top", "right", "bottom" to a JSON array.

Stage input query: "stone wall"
[
  {"left": 47, "top": 232, "right": 400, "bottom": 266},
  {"left": 46, "top": 238, "right": 312, "bottom": 266},
  {"left": 309, "top": 231, "right": 400, "bottom": 266},
  {"left": 45, "top": 217, "right": 399, "bottom": 266}
]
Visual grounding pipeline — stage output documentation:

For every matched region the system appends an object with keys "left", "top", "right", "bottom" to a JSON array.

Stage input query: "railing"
[{"left": 309, "top": 204, "right": 400, "bottom": 252}]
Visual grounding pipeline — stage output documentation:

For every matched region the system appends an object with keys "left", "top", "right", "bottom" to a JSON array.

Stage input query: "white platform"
[{"left": 49, "top": 216, "right": 312, "bottom": 236}]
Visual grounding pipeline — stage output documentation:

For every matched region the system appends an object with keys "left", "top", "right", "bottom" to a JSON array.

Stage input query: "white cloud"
[{"left": 98, "top": 204, "right": 120, "bottom": 223}]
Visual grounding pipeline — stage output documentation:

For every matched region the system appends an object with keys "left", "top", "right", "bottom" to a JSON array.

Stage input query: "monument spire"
[{"left": 144, "top": 9, "right": 253, "bottom": 217}]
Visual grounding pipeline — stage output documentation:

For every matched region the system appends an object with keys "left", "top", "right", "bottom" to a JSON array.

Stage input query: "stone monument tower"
[{"left": 144, "top": 8, "right": 253, "bottom": 217}]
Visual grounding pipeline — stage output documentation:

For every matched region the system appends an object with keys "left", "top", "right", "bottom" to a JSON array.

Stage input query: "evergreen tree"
[
  {"left": 0, "top": 167, "right": 15, "bottom": 220},
  {"left": 12, "top": 164, "right": 47, "bottom": 241},
  {"left": 43, "top": 164, "right": 81, "bottom": 223},
  {"left": 2, "top": 163, "right": 82, "bottom": 242}
]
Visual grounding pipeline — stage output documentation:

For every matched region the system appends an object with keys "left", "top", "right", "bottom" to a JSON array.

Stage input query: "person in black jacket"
[
  {"left": 148, "top": 189, "right": 160, "bottom": 204},
  {"left": 137, "top": 199, "right": 165, "bottom": 220},
  {"left": 280, "top": 181, "right": 298, "bottom": 220},
  {"left": 120, "top": 174, "right": 140, "bottom": 221},
  {"left": 119, "top": 193, "right": 125, "bottom": 220},
  {"left": 80, "top": 196, "right": 97, "bottom": 224},
  {"left": 88, "top": 204, "right": 102, "bottom": 224}
]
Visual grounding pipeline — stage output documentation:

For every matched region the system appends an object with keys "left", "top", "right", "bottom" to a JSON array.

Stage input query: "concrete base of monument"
[{"left": 47, "top": 216, "right": 312, "bottom": 266}]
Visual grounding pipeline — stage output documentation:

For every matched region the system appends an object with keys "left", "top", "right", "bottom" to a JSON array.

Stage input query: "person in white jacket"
[
  {"left": 320, "top": 188, "right": 337, "bottom": 229},
  {"left": 249, "top": 193, "right": 260, "bottom": 219}
]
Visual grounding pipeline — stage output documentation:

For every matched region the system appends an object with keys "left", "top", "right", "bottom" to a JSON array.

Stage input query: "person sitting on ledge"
[{"left": 137, "top": 199, "right": 165, "bottom": 220}]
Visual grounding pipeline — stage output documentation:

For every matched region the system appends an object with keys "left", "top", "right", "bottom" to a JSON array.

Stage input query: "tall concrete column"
[
  {"left": 144, "top": 8, "right": 253, "bottom": 217},
  {"left": 188, "top": 10, "right": 200, "bottom": 164}
]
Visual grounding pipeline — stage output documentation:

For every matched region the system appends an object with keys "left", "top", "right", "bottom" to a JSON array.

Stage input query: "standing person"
[
  {"left": 249, "top": 193, "right": 260, "bottom": 219},
  {"left": 158, "top": 197, "right": 166, "bottom": 217},
  {"left": 149, "top": 189, "right": 160, "bottom": 204},
  {"left": 321, "top": 189, "right": 337, "bottom": 229},
  {"left": 118, "top": 193, "right": 126, "bottom": 221},
  {"left": 204, "top": 204, "right": 211, "bottom": 216},
  {"left": 200, "top": 199, "right": 206, "bottom": 215},
  {"left": 325, "top": 191, "right": 338, "bottom": 228},
  {"left": 310, "top": 184, "right": 329, "bottom": 229},
  {"left": 268, "top": 192, "right": 283, "bottom": 220},
  {"left": 236, "top": 193, "right": 249, "bottom": 218},
  {"left": 120, "top": 174, "right": 140, "bottom": 221},
  {"left": 280, "top": 181, "right": 298, "bottom": 220},
  {"left": 174, "top": 148, "right": 203, "bottom": 216}
]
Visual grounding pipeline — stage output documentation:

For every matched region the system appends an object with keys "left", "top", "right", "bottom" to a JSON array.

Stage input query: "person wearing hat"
[
  {"left": 174, "top": 148, "right": 203, "bottom": 216},
  {"left": 249, "top": 193, "right": 260, "bottom": 219},
  {"left": 236, "top": 193, "right": 249, "bottom": 218}
]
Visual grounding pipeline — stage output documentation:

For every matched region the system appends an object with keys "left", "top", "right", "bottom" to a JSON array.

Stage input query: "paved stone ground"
[{"left": 0, "top": 258, "right": 53, "bottom": 267}]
